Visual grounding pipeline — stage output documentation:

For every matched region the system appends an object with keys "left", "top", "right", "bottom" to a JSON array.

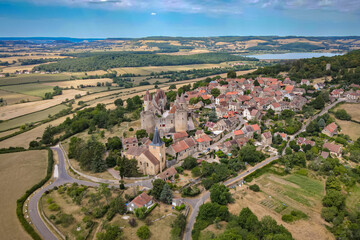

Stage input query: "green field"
[
  {"left": 346, "top": 184, "right": 360, "bottom": 212},
  {"left": 284, "top": 174, "right": 324, "bottom": 197},
  {"left": 0, "top": 74, "right": 71, "bottom": 86},
  {"left": 0, "top": 83, "right": 55, "bottom": 97},
  {"left": 0, "top": 104, "right": 69, "bottom": 131}
]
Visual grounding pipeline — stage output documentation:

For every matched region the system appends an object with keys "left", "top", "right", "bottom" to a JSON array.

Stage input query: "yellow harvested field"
[
  {"left": 334, "top": 118, "right": 360, "bottom": 140},
  {"left": 0, "top": 104, "right": 68, "bottom": 131},
  {"left": 0, "top": 128, "right": 18, "bottom": 138},
  {"left": 42, "top": 78, "right": 113, "bottom": 88},
  {"left": 0, "top": 115, "right": 70, "bottom": 148},
  {"left": 334, "top": 103, "right": 360, "bottom": 122},
  {"left": 0, "top": 89, "right": 85, "bottom": 120},
  {"left": 2, "top": 64, "right": 43, "bottom": 73},
  {"left": 0, "top": 150, "right": 48, "bottom": 240},
  {"left": 0, "top": 89, "right": 41, "bottom": 105}
]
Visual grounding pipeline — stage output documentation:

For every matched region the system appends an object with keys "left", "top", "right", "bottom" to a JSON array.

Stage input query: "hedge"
[
  {"left": 16, "top": 148, "right": 54, "bottom": 240},
  {"left": 0, "top": 147, "right": 27, "bottom": 154}
]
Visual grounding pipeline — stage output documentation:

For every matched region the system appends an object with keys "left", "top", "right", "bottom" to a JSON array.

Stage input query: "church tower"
[{"left": 149, "top": 127, "right": 166, "bottom": 172}]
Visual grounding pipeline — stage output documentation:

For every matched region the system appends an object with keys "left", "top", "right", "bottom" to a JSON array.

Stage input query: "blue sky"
[{"left": 0, "top": 0, "right": 359, "bottom": 38}]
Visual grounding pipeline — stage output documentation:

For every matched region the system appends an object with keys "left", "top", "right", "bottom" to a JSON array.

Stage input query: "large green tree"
[{"left": 210, "top": 184, "right": 233, "bottom": 205}]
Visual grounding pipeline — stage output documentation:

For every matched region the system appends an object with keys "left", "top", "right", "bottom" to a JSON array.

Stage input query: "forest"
[
  {"left": 244, "top": 49, "right": 360, "bottom": 84},
  {"left": 33, "top": 52, "right": 257, "bottom": 72}
]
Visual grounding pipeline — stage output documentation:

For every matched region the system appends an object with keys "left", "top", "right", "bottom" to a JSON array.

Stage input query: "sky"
[{"left": 0, "top": 0, "right": 360, "bottom": 38}]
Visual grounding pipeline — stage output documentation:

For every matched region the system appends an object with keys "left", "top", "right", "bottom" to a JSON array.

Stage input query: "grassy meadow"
[{"left": 0, "top": 83, "right": 55, "bottom": 97}]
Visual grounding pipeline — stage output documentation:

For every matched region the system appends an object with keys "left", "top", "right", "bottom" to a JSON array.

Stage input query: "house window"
[
  {"left": 147, "top": 163, "right": 149, "bottom": 167},
  {"left": 140, "top": 162, "right": 142, "bottom": 165}
]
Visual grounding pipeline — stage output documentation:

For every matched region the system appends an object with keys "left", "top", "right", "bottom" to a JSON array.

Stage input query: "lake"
[{"left": 244, "top": 52, "right": 344, "bottom": 60}]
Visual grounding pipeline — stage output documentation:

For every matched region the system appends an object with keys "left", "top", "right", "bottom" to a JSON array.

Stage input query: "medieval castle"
[{"left": 141, "top": 89, "right": 191, "bottom": 136}]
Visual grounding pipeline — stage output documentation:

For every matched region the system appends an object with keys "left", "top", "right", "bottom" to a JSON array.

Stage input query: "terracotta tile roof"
[
  {"left": 123, "top": 137, "right": 138, "bottom": 145},
  {"left": 184, "top": 137, "right": 196, "bottom": 148},
  {"left": 262, "top": 131, "right": 272, "bottom": 139},
  {"left": 126, "top": 146, "right": 147, "bottom": 157},
  {"left": 226, "top": 91, "right": 237, "bottom": 96},
  {"left": 158, "top": 167, "right": 177, "bottom": 180},
  {"left": 234, "top": 130, "right": 244, "bottom": 136},
  {"left": 142, "top": 150, "right": 160, "bottom": 166},
  {"left": 272, "top": 102, "right": 281, "bottom": 108},
  {"left": 171, "top": 141, "right": 188, "bottom": 153},
  {"left": 236, "top": 137, "right": 249, "bottom": 146},
  {"left": 285, "top": 85, "right": 294, "bottom": 93},
  {"left": 205, "top": 122, "right": 216, "bottom": 128},
  {"left": 173, "top": 131, "right": 188, "bottom": 140},
  {"left": 324, "top": 122, "right": 338, "bottom": 134},
  {"left": 196, "top": 134, "right": 212, "bottom": 143},
  {"left": 201, "top": 95, "right": 212, "bottom": 100},
  {"left": 131, "top": 192, "right": 153, "bottom": 208},
  {"left": 323, "top": 142, "right": 341, "bottom": 154},
  {"left": 251, "top": 124, "right": 260, "bottom": 131},
  {"left": 320, "top": 151, "right": 329, "bottom": 159}
]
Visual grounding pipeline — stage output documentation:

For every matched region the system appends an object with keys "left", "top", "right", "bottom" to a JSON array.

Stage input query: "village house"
[
  {"left": 127, "top": 192, "right": 153, "bottom": 212},
  {"left": 195, "top": 134, "right": 212, "bottom": 151},
  {"left": 167, "top": 137, "right": 197, "bottom": 160},
  {"left": 156, "top": 167, "right": 177, "bottom": 181},
  {"left": 122, "top": 137, "right": 138, "bottom": 150},
  {"left": 323, "top": 142, "right": 342, "bottom": 157},
  {"left": 173, "top": 131, "right": 188, "bottom": 142},
  {"left": 301, "top": 79, "right": 310, "bottom": 86},
  {"left": 234, "top": 129, "right": 245, "bottom": 139},
  {"left": 297, "top": 137, "right": 315, "bottom": 147},
  {"left": 261, "top": 132, "right": 272, "bottom": 145},
  {"left": 322, "top": 122, "right": 338, "bottom": 137}
]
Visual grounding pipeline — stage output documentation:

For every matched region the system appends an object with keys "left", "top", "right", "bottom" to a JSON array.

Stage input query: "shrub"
[
  {"left": 92, "top": 205, "right": 109, "bottom": 218},
  {"left": 175, "top": 166, "right": 184, "bottom": 174},
  {"left": 48, "top": 203, "right": 60, "bottom": 211},
  {"left": 136, "top": 225, "right": 150, "bottom": 240},
  {"left": 129, "top": 218, "right": 137, "bottom": 227},
  {"left": 56, "top": 213, "right": 74, "bottom": 227},
  {"left": 175, "top": 204, "right": 186, "bottom": 211},
  {"left": 249, "top": 184, "right": 260, "bottom": 192}
]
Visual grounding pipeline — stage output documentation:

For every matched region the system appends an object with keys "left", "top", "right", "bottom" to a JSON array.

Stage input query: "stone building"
[
  {"left": 141, "top": 90, "right": 191, "bottom": 135},
  {"left": 123, "top": 127, "right": 166, "bottom": 175}
]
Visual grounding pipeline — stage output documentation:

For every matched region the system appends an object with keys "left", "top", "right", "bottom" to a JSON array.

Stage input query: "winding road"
[{"left": 27, "top": 99, "right": 342, "bottom": 240}]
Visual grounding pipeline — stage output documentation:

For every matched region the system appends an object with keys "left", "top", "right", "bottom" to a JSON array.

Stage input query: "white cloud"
[
  {"left": 151, "top": 12, "right": 157, "bottom": 15},
  {"left": 10, "top": 0, "right": 360, "bottom": 13}
]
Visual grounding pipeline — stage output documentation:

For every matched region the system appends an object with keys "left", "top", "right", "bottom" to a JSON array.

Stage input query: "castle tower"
[
  {"left": 175, "top": 109, "right": 188, "bottom": 132},
  {"left": 144, "top": 90, "right": 152, "bottom": 111},
  {"left": 149, "top": 127, "right": 166, "bottom": 172},
  {"left": 141, "top": 111, "right": 155, "bottom": 134}
]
